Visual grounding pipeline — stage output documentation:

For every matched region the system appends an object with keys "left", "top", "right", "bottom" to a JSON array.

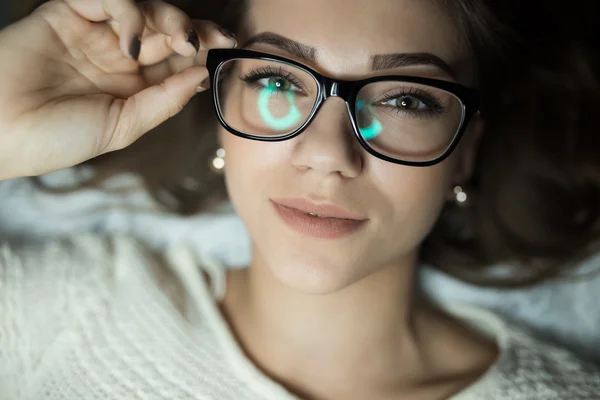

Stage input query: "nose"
[{"left": 290, "top": 98, "right": 363, "bottom": 179}]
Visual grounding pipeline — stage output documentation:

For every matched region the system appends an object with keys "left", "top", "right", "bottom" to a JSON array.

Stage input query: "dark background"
[
  {"left": 0, "top": 0, "right": 12, "bottom": 28},
  {"left": 0, "top": 0, "right": 44, "bottom": 27}
]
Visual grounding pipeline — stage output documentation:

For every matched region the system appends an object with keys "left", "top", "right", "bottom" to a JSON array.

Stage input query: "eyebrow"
[
  {"left": 245, "top": 32, "right": 317, "bottom": 62},
  {"left": 244, "top": 32, "right": 457, "bottom": 79},
  {"left": 371, "top": 53, "right": 457, "bottom": 79}
]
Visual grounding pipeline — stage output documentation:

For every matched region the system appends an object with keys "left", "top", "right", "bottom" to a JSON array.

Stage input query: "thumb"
[{"left": 105, "top": 66, "right": 209, "bottom": 152}]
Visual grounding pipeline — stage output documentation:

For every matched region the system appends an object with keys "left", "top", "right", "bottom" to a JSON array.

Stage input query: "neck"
[{"left": 222, "top": 248, "right": 431, "bottom": 398}]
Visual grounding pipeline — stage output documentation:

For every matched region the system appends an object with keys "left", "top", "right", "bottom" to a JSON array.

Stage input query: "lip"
[
  {"left": 271, "top": 198, "right": 366, "bottom": 220},
  {"left": 270, "top": 198, "right": 368, "bottom": 239}
]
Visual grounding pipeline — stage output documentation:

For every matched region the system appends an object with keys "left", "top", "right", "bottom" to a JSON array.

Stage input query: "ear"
[{"left": 453, "top": 112, "right": 485, "bottom": 184}]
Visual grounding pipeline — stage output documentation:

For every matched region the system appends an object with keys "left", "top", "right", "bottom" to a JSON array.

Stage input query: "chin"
[{"left": 262, "top": 248, "right": 365, "bottom": 295}]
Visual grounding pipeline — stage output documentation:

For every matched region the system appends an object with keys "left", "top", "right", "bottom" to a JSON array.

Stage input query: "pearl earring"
[
  {"left": 210, "top": 148, "right": 226, "bottom": 173},
  {"left": 453, "top": 185, "right": 469, "bottom": 207}
]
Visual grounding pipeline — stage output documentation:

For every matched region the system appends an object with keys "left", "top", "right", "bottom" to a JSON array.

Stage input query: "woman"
[{"left": 0, "top": 0, "right": 599, "bottom": 399}]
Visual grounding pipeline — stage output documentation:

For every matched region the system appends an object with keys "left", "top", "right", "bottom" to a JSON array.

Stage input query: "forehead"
[{"left": 243, "top": 0, "right": 473, "bottom": 82}]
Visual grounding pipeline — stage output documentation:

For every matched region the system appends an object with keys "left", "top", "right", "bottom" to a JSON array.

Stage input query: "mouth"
[{"left": 270, "top": 198, "right": 368, "bottom": 239}]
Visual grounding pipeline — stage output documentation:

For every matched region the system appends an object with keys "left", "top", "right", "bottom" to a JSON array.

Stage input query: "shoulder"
[
  {"left": 0, "top": 234, "right": 176, "bottom": 316},
  {"left": 1, "top": 233, "right": 155, "bottom": 280},
  {"left": 0, "top": 234, "right": 191, "bottom": 393},
  {"left": 420, "top": 261, "right": 600, "bottom": 363},
  {"left": 496, "top": 325, "right": 600, "bottom": 398},
  {"left": 446, "top": 304, "right": 600, "bottom": 399}
]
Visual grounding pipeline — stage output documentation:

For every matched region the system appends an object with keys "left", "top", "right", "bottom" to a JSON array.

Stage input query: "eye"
[
  {"left": 382, "top": 95, "right": 429, "bottom": 111},
  {"left": 259, "top": 77, "right": 295, "bottom": 92},
  {"left": 240, "top": 66, "right": 308, "bottom": 94}
]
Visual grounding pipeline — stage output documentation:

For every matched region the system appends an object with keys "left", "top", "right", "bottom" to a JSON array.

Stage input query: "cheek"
[
  {"left": 221, "top": 129, "right": 288, "bottom": 212},
  {"left": 369, "top": 159, "right": 456, "bottom": 251},
  {"left": 222, "top": 131, "right": 258, "bottom": 199},
  {"left": 386, "top": 166, "right": 451, "bottom": 209}
]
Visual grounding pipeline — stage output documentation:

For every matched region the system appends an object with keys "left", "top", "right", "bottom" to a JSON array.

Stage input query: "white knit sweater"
[{"left": 1, "top": 235, "right": 599, "bottom": 400}]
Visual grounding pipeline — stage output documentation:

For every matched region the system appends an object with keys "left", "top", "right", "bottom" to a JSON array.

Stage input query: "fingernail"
[
  {"left": 196, "top": 78, "right": 211, "bottom": 93},
  {"left": 186, "top": 29, "right": 200, "bottom": 54},
  {"left": 129, "top": 35, "right": 141, "bottom": 61}
]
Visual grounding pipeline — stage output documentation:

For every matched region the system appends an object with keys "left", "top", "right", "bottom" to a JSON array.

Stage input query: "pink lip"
[
  {"left": 271, "top": 198, "right": 366, "bottom": 220},
  {"left": 270, "top": 198, "right": 368, "bottom": 239}
]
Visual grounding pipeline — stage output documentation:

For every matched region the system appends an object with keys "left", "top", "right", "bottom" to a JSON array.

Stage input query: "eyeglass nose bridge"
[
  {"left": 316, "top": 78, "right": 359, "bottom": 138},
  {"left": 322, "top": 78, "right": 351, "bottom": 101}
]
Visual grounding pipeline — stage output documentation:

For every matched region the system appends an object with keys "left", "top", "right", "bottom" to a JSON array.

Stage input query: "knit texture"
[
  {"left": 1, "top": 235, "right": 599, "bottom": 399},
  {"left": 2, "top": 174, "right": 600, "bottom": 365}
]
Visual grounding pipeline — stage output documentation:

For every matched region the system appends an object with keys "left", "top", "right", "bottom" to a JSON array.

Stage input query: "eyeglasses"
[{"left": 206, "top": 49, "right": 481, "bottom": 167}]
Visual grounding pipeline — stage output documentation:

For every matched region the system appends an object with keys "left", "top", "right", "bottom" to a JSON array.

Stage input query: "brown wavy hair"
[
  {"left": 27, "top": 0, "right": 600, "bottom": 287},
  {"left": 422, "top": 1, "right": 600, "bottom": 286}
]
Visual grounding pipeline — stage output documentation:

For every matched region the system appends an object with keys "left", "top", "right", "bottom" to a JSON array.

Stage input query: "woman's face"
[{"left": 221, "top": 0, "right": 481, "bottom": 293}]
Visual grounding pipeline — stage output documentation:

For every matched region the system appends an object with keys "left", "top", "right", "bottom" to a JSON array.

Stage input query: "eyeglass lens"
[{"left": 216, "top": 58, "right": 465, "bottom": 163}]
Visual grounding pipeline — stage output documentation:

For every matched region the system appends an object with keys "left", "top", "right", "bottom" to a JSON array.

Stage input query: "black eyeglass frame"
[{"left": 206, "top": 48, "right": 481, "bottom": 167}]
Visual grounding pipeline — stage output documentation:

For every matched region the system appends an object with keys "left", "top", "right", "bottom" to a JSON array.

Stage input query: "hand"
[{"left": 0, "top": 0, "right": 236, "bottom": 180}]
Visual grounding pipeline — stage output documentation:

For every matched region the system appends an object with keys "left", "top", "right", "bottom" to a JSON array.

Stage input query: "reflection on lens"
[
  {"left": 356, "top": 81, "right": 463, "bottom": 162},
  {"left": 357, "top": 100, "right": 382, "bottom": 140},
  {"left": 216, "top": 59, "right": 318, "bottom": 137},
  {"left": 258, "top": 87, "right": 302, "bottom": 132}
]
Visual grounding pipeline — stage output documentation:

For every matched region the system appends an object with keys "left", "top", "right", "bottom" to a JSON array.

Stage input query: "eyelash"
[
  {"left": 240, "top": 66, "right": 307, "bottom": 94},
  {"left": 379, "top": 88, "right": 446, "bottom": 117}
]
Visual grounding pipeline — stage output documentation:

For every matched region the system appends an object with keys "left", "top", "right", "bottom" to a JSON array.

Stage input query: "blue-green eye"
[
  {"left": 268, "top": 77, "right": 290, "bottom": 91},
  {"left": 241, "top": 66, "right": 307, "bottom": 95},
  {"left": 257, "top": 77, "right": 299, "bottom": 93}
]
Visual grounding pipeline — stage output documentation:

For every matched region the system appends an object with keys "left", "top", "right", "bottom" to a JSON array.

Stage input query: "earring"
[
  {"left": 453, "top": 185, "right": 470, "bottom": 207},
  {"left": 210, "top": 148, "right": 226, "bottom": 174}
]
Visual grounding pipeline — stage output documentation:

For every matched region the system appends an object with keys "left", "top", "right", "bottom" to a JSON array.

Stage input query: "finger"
[
  {"left": 195, "top": 20, "right": 238, "bottom": 50},
  {"left": 140, "top": 61, "right": 174, "bottom": 87},
  {"left": 137, "top": 0, "right": 199, "bottom": 58},
  {"left": 141, "top": 52, "right": 200, "bottom": 85},
  {"left": 137, "top": 18, "right": 237, "bottom": 67},
  {"left": 106, "top": 26, "right": 187, "bottom": 67},
  {"left": 104, "top": 66, "right": 208, "bottom": 152},
  {"left": 136, "top": 33, "right": 179, "bottom": 66},
  {"left": 105, "top": 1, "right": 204, "bottom": 66},
  {"left": 64, "top": 0, "right": 145, "bottom": 60}
]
